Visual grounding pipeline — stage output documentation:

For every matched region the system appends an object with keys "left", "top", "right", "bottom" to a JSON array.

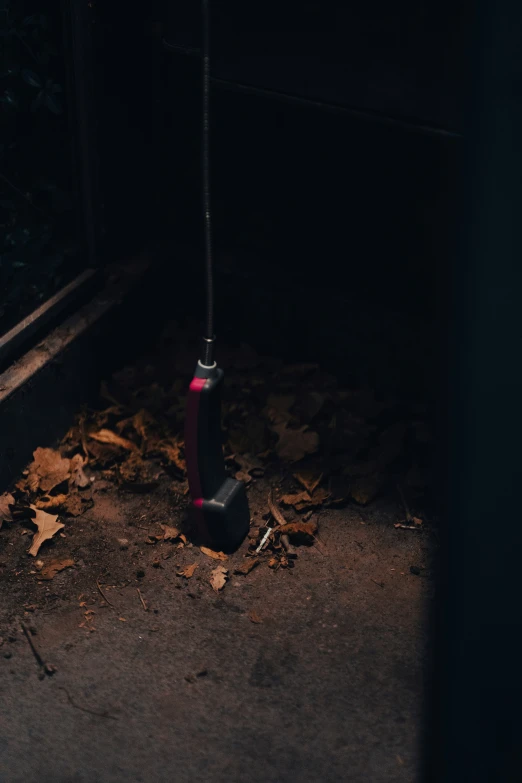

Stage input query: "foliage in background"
[{"left": 0, "top": 0, "right": 80, "bottom": 332}]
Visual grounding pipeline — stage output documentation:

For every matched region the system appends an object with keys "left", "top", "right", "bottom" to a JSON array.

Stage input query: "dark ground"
[{"left": 0, "top": 316, "right": 434, "bottom": 783}]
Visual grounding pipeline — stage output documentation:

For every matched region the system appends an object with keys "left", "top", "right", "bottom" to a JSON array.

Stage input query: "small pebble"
[
  {"left": 4, "top": 651, "right": 12, "bottom": 659},
  {"left": 136, "top": 569, "right": 145, "bottom": 579},
  {"left": 410, "top": 566, "right": 421, "bottom": 576}
]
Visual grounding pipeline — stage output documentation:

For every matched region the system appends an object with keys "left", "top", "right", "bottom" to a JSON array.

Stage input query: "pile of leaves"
[{"left": 0, "top": 326, "right": 431, "bottom": 573}]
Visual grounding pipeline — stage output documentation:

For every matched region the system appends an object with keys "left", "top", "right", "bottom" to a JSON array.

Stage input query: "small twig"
[
  {"left": 21, "top": 622, "right": 55, "bottom": 676},
  {"left": 59, "top": 686, "right": 118, "bottom": 720},
  {"left": 267, "top": 489, "right": 286, "bottom": 527},
  {"left": 255, "top": 526, "right": 273, "bottom": 554},
  {"left": 96, "top": 578, "right": 115, "bottom": 608},
  {"left": 394, "top": 523, "right": 421, "bottom": 531},
  {"left": 280, "top": 534, "right": 297, "bottom": 556},
  {"left": 137, "top": 588, "right": 148, "bottom": 611},
  {"left": 371, "top": 579, "right": 385, "bottom": 589}
]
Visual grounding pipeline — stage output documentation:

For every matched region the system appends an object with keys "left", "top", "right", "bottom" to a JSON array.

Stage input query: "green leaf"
[{"left": 21, "top": 69, "right": 42, "bottom": 88}]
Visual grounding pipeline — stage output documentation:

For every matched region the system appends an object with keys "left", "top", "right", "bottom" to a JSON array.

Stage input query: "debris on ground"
[
  {"left": 210, "top": 565, "right": 228, "bottom": 592},
  {"left": 36, "top": 557, "right": 74, "bottom": 581},
  {"left": 0, "top": 492, "right": 14, "bottom": 528},
  {"left": 0, "top": 324, "right": 431, "bottom": 602},
  {"left": 200, "top": 547, "right": 228, "bottom": 561},
  {"left": 21, "top": 621, "right": 56, "bottom": 679},
  {"left": 27, "top": 506, "right": 64, "bottom": 557},
  {"left": 177, "top": 563, "right": 198, "bottom": 579}
]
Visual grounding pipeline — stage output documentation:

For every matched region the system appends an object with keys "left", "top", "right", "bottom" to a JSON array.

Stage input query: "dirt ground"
[{"left": 0, "top": 322, "right": 434, "bottom": 783}]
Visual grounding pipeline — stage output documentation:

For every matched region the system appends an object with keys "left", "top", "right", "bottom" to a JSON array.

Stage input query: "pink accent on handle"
[{"left": 185, "top": 377, "right": 206, "bottom": 505}]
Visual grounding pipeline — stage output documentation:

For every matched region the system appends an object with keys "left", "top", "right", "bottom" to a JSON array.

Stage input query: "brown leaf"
[
  {"left": 160, "top": 524, "right": 180, "bottom": 541},
  {"left": 0, "top": 492, "right": 14, "bottom": 528},
  {"left": 35, "top": 493, "right": 85, "bottom": 517},
  {"left": 248, "top": 610, "right": 263, "bottom": 624},
  {"left": 119, "top": 452, "right": 146, "bottom": 483},
  {"left": 27, "top": 506, "right": 64, "bottom": 556},
  {"left": 234, "top": 470, "right": 252, "bottom": 484},
  {"left": 89, "top": 429, "right": 138, "bottom": 452},
  {"left": 170, "top": 480, "right": 190, "bottom": 496},
  {"left": 64, "top": 494, "right": 84, "bottom": 517},
  {"left": 277, "top": 521, "right": 318, "bottom": 538},
  {"left": 177, "top": 563, "right": 198, "bottom": 578},
  {"left": 26, "top": 448, "right": 71, "bottom": 494},
  {"left": 264, "top": 394, "right": 296, "bottom": 425},
  {"left": 200, "top": 546, "right": 228, "bottom": 561},
  {"left": 37, "top": 557, "right": 74, "bottom": 580},
  {"left": 294, "top": 470, "right": 324, "bottom": 495},
  {"left": 272, "top": 423, "right": 319, "bottom": 462},
  {"left": 210, "top": 565, "right": 228, "bottom": 592},
  {"left": 35, "top": 494, "right": 68, "bottom": 511},
  {"left": 234, "top": 559, "right": 260, "bottom": 575},
  {"left": 233, "top": 453, "right": 265, "bottom": 477},
  {"left": 156, "top": 439, "right": 186, "bottom": 473},
  {"left": 350, "top": 474, "right": 384, "bottom": 505},
  {"left": 280, "top": 490, "right": 312, "bottom": 510},
  {"left": 69, "top": 454, "right": 90, "bottom": 489}
]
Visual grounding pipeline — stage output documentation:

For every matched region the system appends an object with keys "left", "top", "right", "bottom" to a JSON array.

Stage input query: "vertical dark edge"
[
  {"left": 60, "top": 0, "right": 100, "bottom": 269},
  {"left": 424, "top": 1, "right": 522, "bottom": 780}
]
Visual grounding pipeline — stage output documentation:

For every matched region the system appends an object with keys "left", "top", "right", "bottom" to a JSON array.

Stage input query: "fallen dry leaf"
[
  {"left": 233, "top": 453, "right": 265, "bottom": 477},
  {"left": 161, "top": 524, "right": 180, "bottom": 541},
  {"left": 234, "top": 470, "right": 252, "bottom": 484},
  {"left": 26, "top": 447, "right": 71, "bottom": 494},
  {"left": 119, "top": 452, "right": 146, "bottom": 483},
  {"left": 0, "top": 492, "right": 14, "bottom": 528},
  {"left": 281, "top": 490, "right": 312, "bottom": 510},
  {"left": 35, "top": 494, "right": 68, "bottom": 511},
  {"left": 36, "top": 493, "right": 85, "bottom": 517},
  {"left": 156, "top": 439, "right": 186, "bottom": 473},
  {"left": 350, "top": 474, "right": 384, "bottom": 505},
  {"left": 264, "top": 393, "right": 296, "bottom": 425},
  {"left": 64, "top": 494, "right": 84, "bottom": 517},
  {"left": 210, "top": 565, "right": 228, "bottom": 592},
  {"left": 177, "top": 563, "right": 198, "bottom": 578},
  {"left": 281, "top": 486, "right": 330, "bottom": 511},
  {"left": 272, "top": 423, "right": 319, "bottom": 462},
  {"left": 69, "top": 454, "right": 90, "bottom": 489},
  {"left": 27, "top": 506, "right": 64, "bottom": 556},
  {"left": 277, "top": 521, "right": 318, "bottom": 539},
  {"left": 234, "top": 559, "right": 260, "bottom": 575},
  {"left": 294, "top": 470, "right": 324, "bottom": 495},
  {"left": 37, "top": 557, "right": 74, "bottom": 580},
  {"left": 248, "top": 610, "right": 262, "bottom": 624},
  {"left": 170, "top": 480, "right": 190, "bottom": 496},
  {"left": 89, "top": 429, "right": 138, "bottom": 452},
  {"left": 200, "top": 546, "right": 228, "bottom": 561}
]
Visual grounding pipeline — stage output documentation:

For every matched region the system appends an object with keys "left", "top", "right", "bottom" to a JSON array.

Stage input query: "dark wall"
[
  {"left": 94, "top": 1, "right": 463, "bottom": 329},
  {"left": 166, "top": 0, "right": 470, "bottom": 131}
]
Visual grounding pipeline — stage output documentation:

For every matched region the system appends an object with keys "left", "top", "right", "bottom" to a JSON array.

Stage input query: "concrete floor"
[{"left": 0, "top": 477, "right": 430, "bottom": 783}]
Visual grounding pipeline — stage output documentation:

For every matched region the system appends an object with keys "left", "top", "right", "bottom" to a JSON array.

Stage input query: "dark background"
[{"left": 95, "top": 0, "right": 465, "bottom": 334}]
